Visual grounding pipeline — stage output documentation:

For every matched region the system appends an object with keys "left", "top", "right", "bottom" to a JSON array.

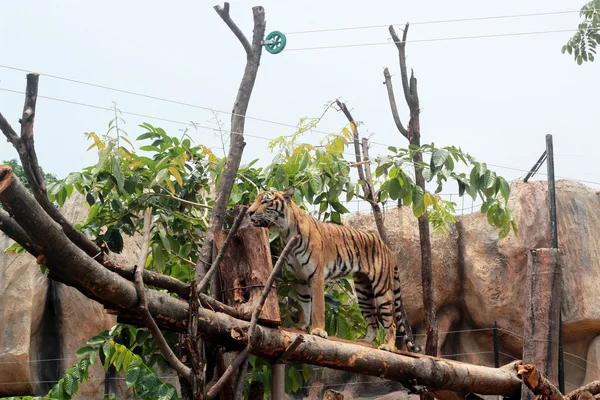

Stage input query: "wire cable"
[
  {"left": 3, "top": 88, "right": 599, "bottom": 189},
  {"left": 286, "top": 28, "right": 580, "bottom": 52},
  {"left": 285, "top": 9, "right": 592, "bottom": 35}
]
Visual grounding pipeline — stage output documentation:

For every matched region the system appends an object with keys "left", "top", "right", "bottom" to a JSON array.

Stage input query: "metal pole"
[
  {"left": 272, "top": 363, "right": 286, "bottom": 400},
  {"left": 546, "top": 134, "right": 564, "bottom": 393},
  {"left": 523, "top": 151, "right": 547, "bottom": 183},
  {"left": 493, "top": 321, "right": 499, "bottom": 368}
]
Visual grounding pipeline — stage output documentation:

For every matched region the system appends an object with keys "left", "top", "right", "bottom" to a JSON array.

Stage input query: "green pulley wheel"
[{"left": 264, "top": 31, "right": 287, "bottom": 54}]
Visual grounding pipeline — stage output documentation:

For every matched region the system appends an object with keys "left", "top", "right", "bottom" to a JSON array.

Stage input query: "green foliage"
[
  {"left": 562, "top": 0, "right": 600, "bottom": 64},
  {"left": 45, "top": 120, "right": 215, "bottom": 282},
  {"left": 376, "top": 144, "right": 517, "bottom": 238},
  {"left": 0, "top": 328, "right": 177, "bottom": 400}
]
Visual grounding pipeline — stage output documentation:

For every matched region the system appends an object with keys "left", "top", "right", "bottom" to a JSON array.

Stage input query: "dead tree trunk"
[
  {"left": 522, "top": 249, "right": 563, "bottom": 400},
  {"left": 213, "top": 224, "right": 281, "bottom": 399},
  {"left": 385, "top": 24, "right": 438, "bottom": 360},
  {"left": 190, "top": 4, "right": 266, "bottom": 397},
  {"left": 195, "top": 4, "right": 267, "bottom": 286}
]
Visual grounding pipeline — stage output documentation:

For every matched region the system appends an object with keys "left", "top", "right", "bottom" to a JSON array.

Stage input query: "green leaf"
[
  {"left": 152, "top": 244, "right": 165, "bottom": 273},
  {"left": 483, "top": 170, "right": 497, "bottom": 189},
  {"left": 309, "top": 172, "right": 323, "bottom": 194},
  {"left": 402, "top": 185, "right": 413, "bottom": 206},
  {"left": 411, "top": 186, "right": 426, "bottom": 218},
  {"left": 76, "top": 346, "right": 95, "bottom": 358},
  {"left": 87, "top": 335, "right": 106, "bottom": 346},
  {"left": 302, "top": 364, "right": 314, "bottom": 382},
  {"left": 86, "top": 204, "right": 100, "bottom": 223},
  {"left": 498, "top": 176, "right": 510, "bottom": 202},
  {"left": 111, "top": 154, "right": 124, "bottom": 190},
  {"left": 85, "top": 192, "right": 95, "bottom": 206},
  {"left": 155, "top": 168, "right": 169, "bottom": 186},
  {"left": 331, "top": 202, "right": 350, "bottom": 214},
  {"left": 63, "top": 374, "right": 75, "bottom": 396},
  {"left": 388, "top": 177, "right": 402, "bottom": 200},
  {"left": 431, "top": 149, "right": 449, "bottom": 169}
]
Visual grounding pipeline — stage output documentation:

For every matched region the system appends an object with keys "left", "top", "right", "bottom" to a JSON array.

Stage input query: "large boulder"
[{"left": 344, "top": 180, "right": 600, "bottom": 390}]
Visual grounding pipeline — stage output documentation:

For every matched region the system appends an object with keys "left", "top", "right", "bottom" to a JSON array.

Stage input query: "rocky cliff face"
[
  {"left": 1, "top": 180, "right": 598, "bottom": 399},
  {"left": 344, "top": 180, "right": 600, "bottom": 394},
  {"left": 0, "top": 194, "right": 180, "bottom": 398}
]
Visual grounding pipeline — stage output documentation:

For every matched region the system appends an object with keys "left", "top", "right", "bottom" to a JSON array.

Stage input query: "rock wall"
[
  {"left": 344, "top": 180, "right": 600, "bottom": 393},
  {"left": 0, "top": 194, "right": 180, "bottom": 398}
]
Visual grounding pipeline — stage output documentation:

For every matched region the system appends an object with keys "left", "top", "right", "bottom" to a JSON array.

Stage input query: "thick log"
[
  {"left": 522, "top": 248, "right": 563, "bottom": 400},
  {"left": 0, "top": 166, "right": 189, "bottom": 332},
  {"left": 215, "top": 226, "right": 280, "bottom": 326}
]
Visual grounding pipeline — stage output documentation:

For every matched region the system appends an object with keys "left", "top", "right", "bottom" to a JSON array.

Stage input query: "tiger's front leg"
[
  {"left": 309, "top": 264, "right": 328, "bottom": 339},
  {"left": 292, "top": 281, "right": 312, "bottom": 331}
]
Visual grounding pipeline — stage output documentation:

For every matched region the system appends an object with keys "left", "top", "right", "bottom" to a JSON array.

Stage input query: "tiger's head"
[{"left": 247, "top": 187, "right": 295, "bottom": 232}]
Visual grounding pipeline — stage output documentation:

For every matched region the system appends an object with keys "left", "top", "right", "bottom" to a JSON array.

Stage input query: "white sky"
[{"left": 1, "top": 0, "right": 598, "bottom": 213}]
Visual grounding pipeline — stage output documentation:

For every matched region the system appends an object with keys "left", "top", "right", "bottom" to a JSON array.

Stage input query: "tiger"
[{"left": 247, "top": 187, "right": 421, "bottom": 352}]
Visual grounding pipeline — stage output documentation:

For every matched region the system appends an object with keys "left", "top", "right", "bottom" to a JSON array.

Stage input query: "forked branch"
[{"left": 214, "top": 2, "right": 252, "bottom": 56}]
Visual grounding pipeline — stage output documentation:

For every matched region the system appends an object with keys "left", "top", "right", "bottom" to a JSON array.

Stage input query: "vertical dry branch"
[
  {"left": 335, "top": 100, "right": 367, "bottom": 189},
  {"left": 133, "top": 208, "right": 192, "bottom": 382},
  {"left": 335, "top": 100, "right": 389, "bottom": 243},
  {"left": 192, "top": 5, "right": 265, "bottom": 396},
  {"left": 195, "top": 3, "right": 267, "bottom": 286},
  {"left": 386, "top": 24, "right": 438, "bottom": 359},
  {"left": 0, "top": 73, "right": 107, "bottom": 264},
  {"left": 361, "top": 138, "right": 390, "bottom": 245}
]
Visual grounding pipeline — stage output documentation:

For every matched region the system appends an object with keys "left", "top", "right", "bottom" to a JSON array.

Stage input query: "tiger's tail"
[{"left": 393, "top": 265, "right": 422, "bottom": 353}]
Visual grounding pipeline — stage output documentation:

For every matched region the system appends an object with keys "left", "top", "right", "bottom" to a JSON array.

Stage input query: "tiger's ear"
[{"left": 283, "top": 187, "right": 295, "bottom": 200}]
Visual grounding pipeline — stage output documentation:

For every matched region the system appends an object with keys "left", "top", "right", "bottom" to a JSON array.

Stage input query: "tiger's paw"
[
  {"left": 378, "top": 344, "right": 395, "bottom": 352},
  {"left": 310, "top": 328, "right": 328, "bottom": 339}
]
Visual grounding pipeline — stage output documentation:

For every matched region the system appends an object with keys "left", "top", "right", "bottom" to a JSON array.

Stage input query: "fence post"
[{"left": 493, "top": 321, "right": 499, "bottom": 368}]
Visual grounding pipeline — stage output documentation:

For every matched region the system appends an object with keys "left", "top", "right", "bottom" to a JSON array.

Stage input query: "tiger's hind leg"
[
  {"left": 353, "top": 273, "right": 380, "bottom": 344},
  {"left": 375, "top": 289, "right": 397, "bottom": 352}
]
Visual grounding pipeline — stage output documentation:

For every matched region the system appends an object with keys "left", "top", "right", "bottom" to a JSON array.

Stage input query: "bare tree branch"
[
  {"left": 383, "top": 68, "right": 409, "bottom": 138},
  {"left": 567, "top": 382, "right": 600, "bottom": 400},
  {"left": 206, "top": 347, "right": 249, "bottom": 400},
  {"left": 389, "top": 24, "right": 414, "bottom": 107},
  {"left": 0, "top": 73, "right": 108, "bottom": 265},
  {"left": 517, "top": 364, "right": 563, "bottom": 400},
  {"left": 335, "top": 99, "right": 367, "bottom": 190},
  {"left": 0, "top": 208, "right": 42, "bottom": 256},
  {"left": 134, "top": 207, "right": 193, "bottom": 381},
  {"left": 0, "top": 113, "right": 19, "bottom": 147},
  {"left": 387, "top": 22, "right": 437, "bottom": 359},
  {"left": 360, "top": 138, "right": 390, "bottom": 244},
  {"left": 214, "top": 2, "right": 252, "bottom": 56}
]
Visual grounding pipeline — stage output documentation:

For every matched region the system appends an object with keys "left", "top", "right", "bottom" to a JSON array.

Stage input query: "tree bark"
[
  {"left": 522, "top": 249, "right": 563, "bottom": 400},
  {"left": 215, "top": 225, "right": 281, "bottom": 325},
  {"left": 387, "top": 23, "right": 438, "bottom": 360}
]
